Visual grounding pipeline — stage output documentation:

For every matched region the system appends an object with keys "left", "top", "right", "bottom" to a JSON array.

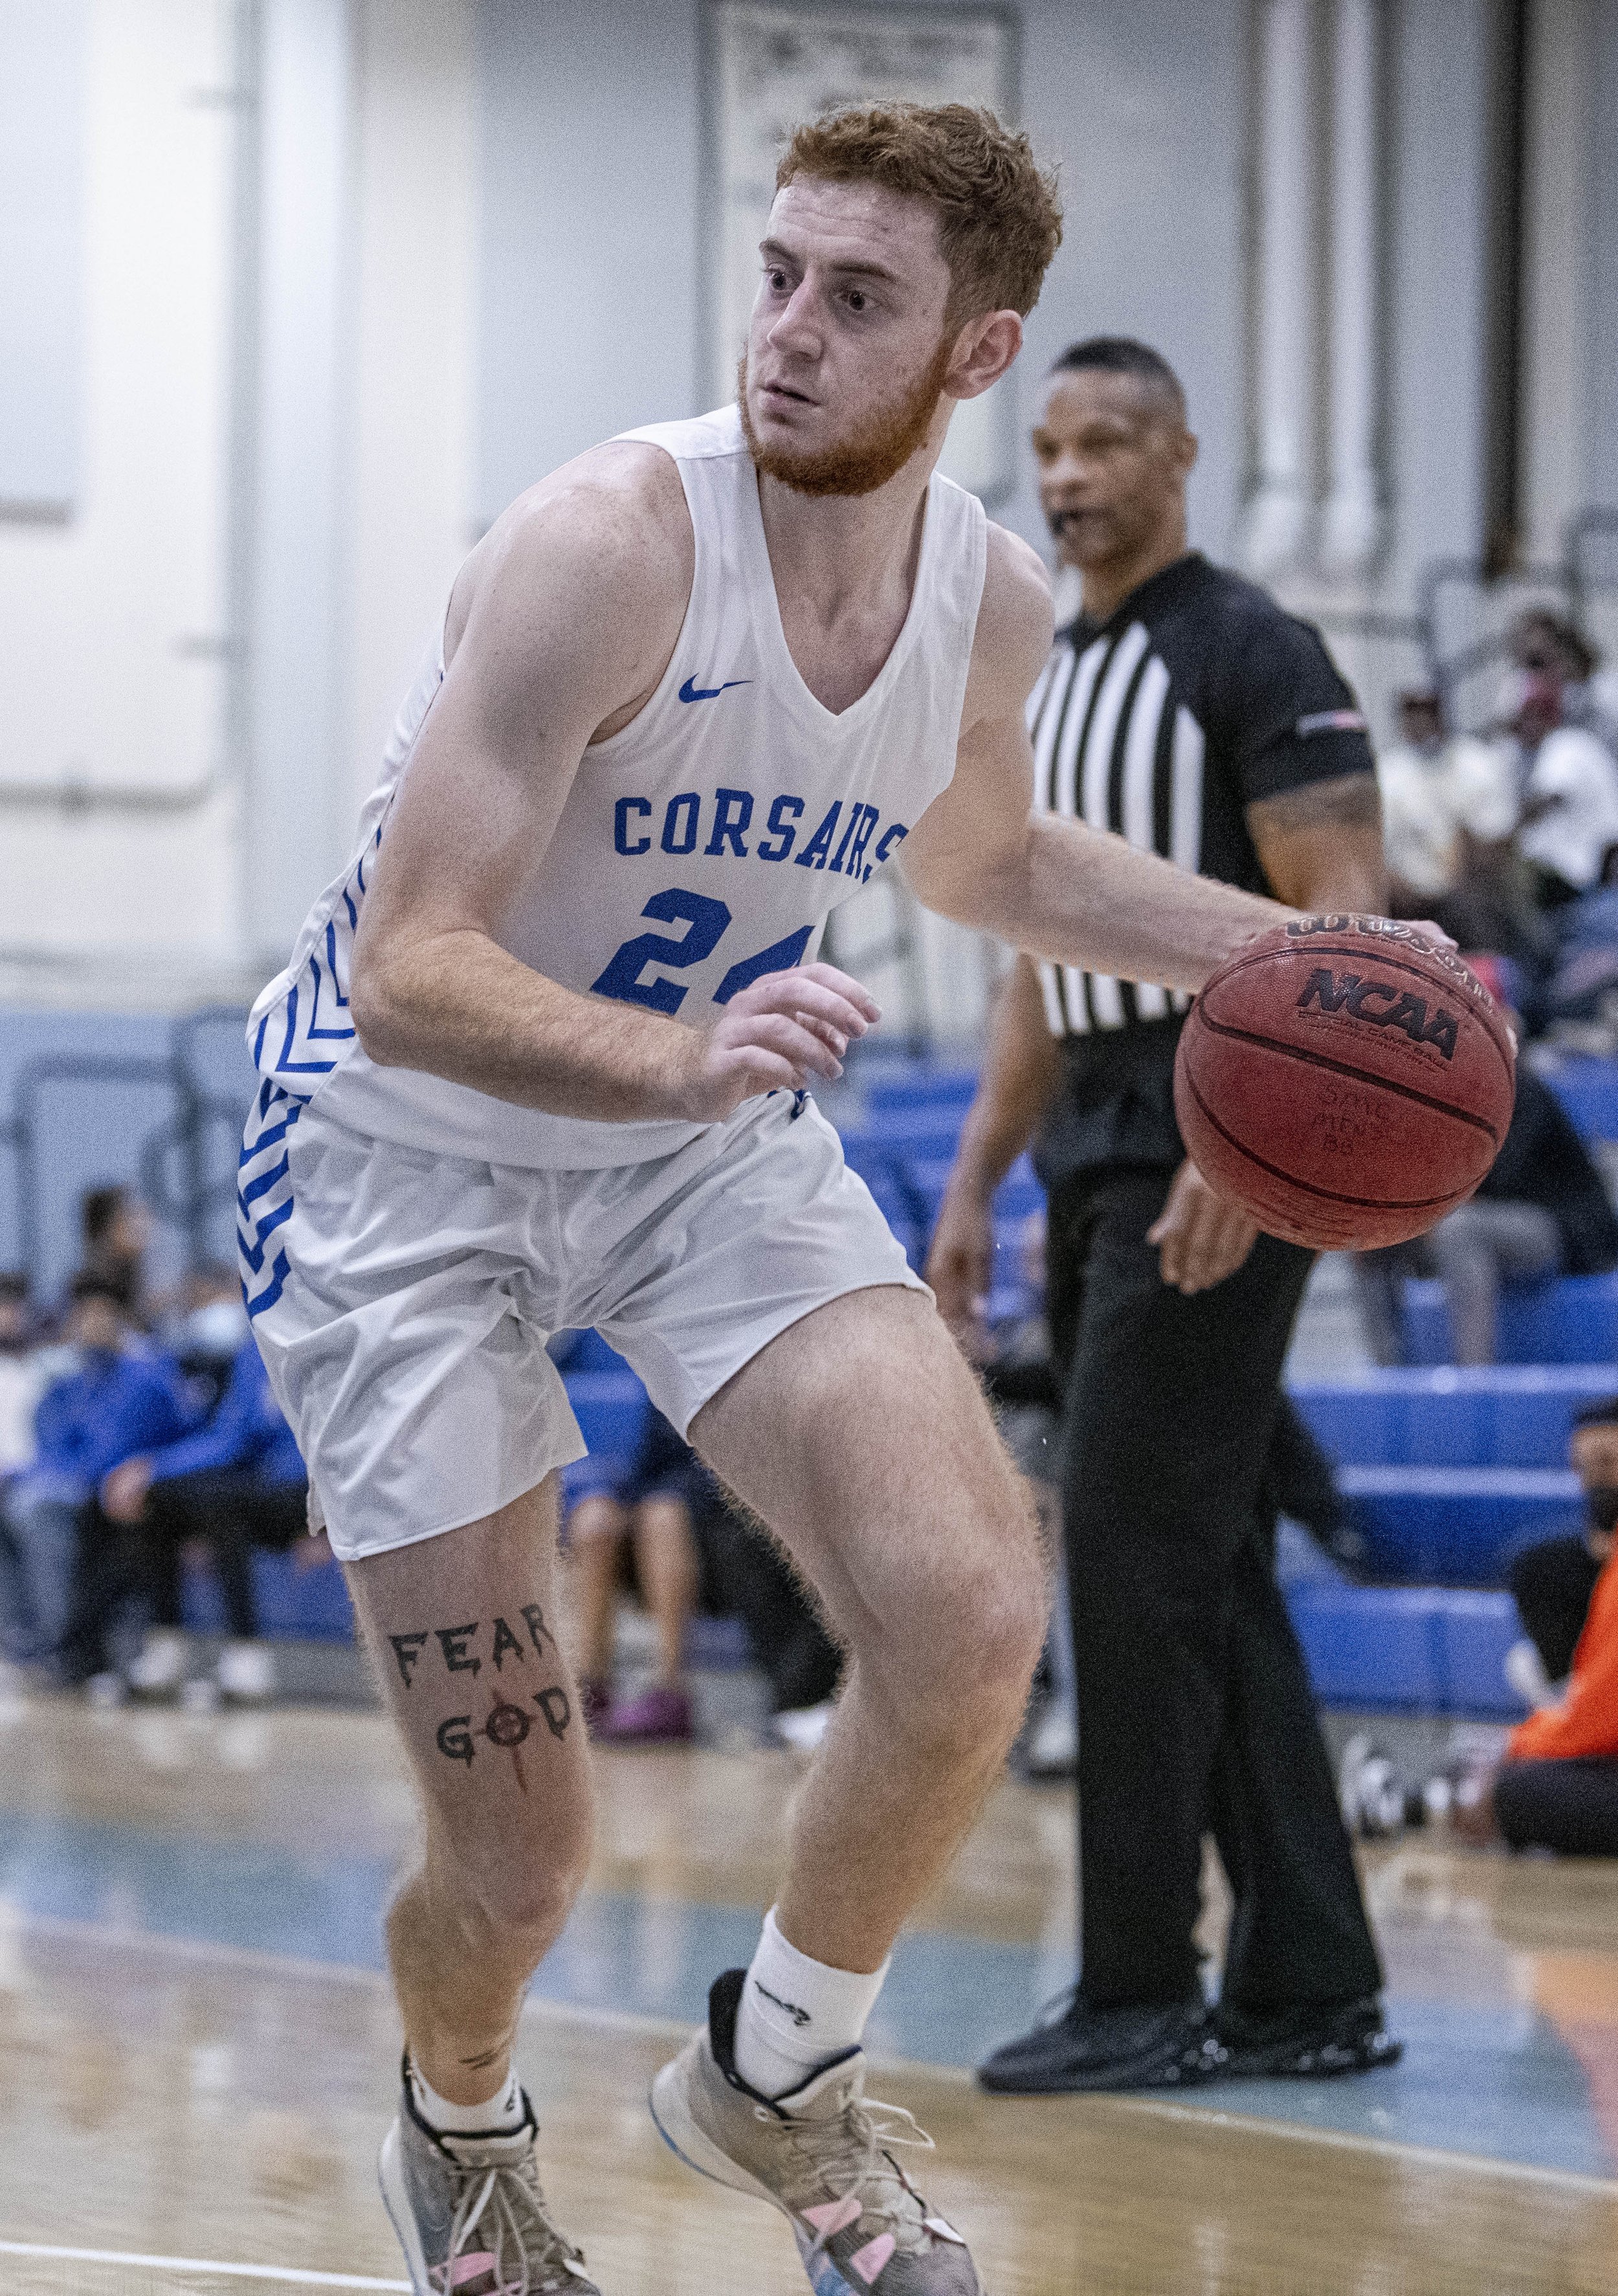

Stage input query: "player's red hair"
[{"left": 777, "top": 102, "right": 1063, "bottom": 324}]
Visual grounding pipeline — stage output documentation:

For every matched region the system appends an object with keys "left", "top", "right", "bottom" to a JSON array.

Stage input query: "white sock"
[
  {"left": 408, "top": 2058, "right": 524, "bottom": 2135},
  {"left": 733, "top": 1906, "right": 889, "bottom": 2101}
]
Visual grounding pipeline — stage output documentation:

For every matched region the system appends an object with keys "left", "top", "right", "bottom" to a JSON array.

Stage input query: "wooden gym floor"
[{"left": 1, "top": 1691, "right": 1615, "bottom": 2294}]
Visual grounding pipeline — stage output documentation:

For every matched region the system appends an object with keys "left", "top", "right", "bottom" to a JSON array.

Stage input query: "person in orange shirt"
[
  {"left": 1344, "top": 1401, "right": 1618, "bottom": 1856},
  {"left": 1459, "top": 1548, "right": 1618, "bottom": 1856}
]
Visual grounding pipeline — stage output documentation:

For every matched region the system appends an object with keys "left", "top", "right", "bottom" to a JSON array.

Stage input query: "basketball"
[{"left": 1173, "top": 917, "right": 1518, "bottom": 1251}]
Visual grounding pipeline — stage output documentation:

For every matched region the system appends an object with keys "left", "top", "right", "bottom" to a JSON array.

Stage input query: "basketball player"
[{"left": 242, "top": 107, "right": 1322, "bottom": 2296}]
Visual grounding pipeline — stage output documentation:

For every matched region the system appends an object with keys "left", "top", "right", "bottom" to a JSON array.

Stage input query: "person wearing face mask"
[
  {"left": 1343, "top": 1398, "right": 1618, "bottom": 1858},
  {"left": 1506, "top": 1397, "right": 1618, "bottom": 1709}
]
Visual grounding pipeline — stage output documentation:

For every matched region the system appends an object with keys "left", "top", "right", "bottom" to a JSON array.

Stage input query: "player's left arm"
[{"left": 899, "top": 528, "right": 1300, "bottom": 988}]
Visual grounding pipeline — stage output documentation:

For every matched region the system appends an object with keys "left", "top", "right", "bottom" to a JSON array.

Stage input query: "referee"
[{"left": 929, "top": 338, "right": 1401, "bottom": 2093}]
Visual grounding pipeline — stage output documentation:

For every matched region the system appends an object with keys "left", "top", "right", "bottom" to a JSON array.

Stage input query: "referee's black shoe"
[
  {"left": 1191, "top": 1995, "right": 1403, "bottom": 2081},
  {"left": 976, "top": 1992, "right": 1214, "bottom": 2095}
]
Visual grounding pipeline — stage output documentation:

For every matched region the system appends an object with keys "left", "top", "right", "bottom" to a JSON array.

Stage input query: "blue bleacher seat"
[
  {"left": 1285, "top": 1583, "right": 1526, "bottom": 1717},
  {"left": 563, "top": 1369, "right": 648, "bottom": 1479},
  {"left": 183, "top": 1547, "right": 355, "bottom": 1642},
  {"left": 1286, "top": 1585, "right": 1443, "bottom": 1710},
  {"left": 1434, "top": 1591, "right": 1527, "bottom": 1718},
  {"left": 1401, "top": 1272, "right": 1618, "bottom": 1366},
  {"left": 1545, "top": 1056, "right": 1618, "bottom": 1142},
  {"left": 863, "top": 1069, "right": 978, "bottom": 1118},
  {"left": 1333, "top": 1464, "right": 1579, "bottom": 1583},
  {"left": 554, "top": 1328, "right": 630, "bottom": 1375},
  {"left": 1291, "top": 1366, "right": 1617, "bottom": 1473}
]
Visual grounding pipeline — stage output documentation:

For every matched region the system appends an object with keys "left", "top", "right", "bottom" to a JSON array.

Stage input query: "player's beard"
[{"left": 737, "top": 335, "right": 956, "bottom": 498}]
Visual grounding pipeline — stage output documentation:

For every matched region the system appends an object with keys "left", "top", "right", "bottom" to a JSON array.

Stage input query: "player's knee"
[
  {"left": 439, "top": 1796, "right": 594, "bottom": 1946},
  {"left": 475, "top": 1855, "right": 588, "bottom": 1947},
  {"left": 893, "top": 1507, "right": 1047, "bottom": 1722}
]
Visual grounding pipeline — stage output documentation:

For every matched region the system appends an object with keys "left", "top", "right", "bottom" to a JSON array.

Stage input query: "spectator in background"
[
  {"left": 163, "top": 1262, "right": 252, "bottom": 1413},
  {"left": 1507, "top": 610, "right": 1618, "bottom": 761},
  {"left": 1481, "top": 1542, "right": 1618, "bottom": 1855},
  {"left": 1376, "top": 687, "right": 1516, "bottom": 916},
  {"left": 1352, "top": 1001, "right": 1618, "bottom": 1366},
  {"left": 1510, "top": 655, "right": 1618, "bottom": 909},
  {"left": 12, "top": 1275, "right": 197, "bottom": 1678},
  {"left": 1543, "top": 845, "right": 1618, "bottom": 1030},
  {"left": 100, "top": 1333, "right": 308, "bottom": 1704},
  {"left": 79, "top": 1185, "right": 153, "bottom": 1313},
  {"left": 0, "top": 1275, "right": 49, "bottom": 1666},
  {"left": 568, "top": 1403, "right": 705, "bottom": 1743},
  {"left": 0, "top": 1274, "right": 43, "bottom": 1483},
  {"left": 1348, "top": 1541, "right": 1618, "bottom": 1858},
  {"left": 1505, "top": 1396, "right": 1618, "bottom": 1710}
]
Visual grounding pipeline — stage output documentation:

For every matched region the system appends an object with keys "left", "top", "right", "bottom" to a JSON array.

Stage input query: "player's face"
[
  {"left": 740, "top": 177, "right": 959, "bottom": 496},
  {"left": 1032, "top": 371, "right": 1195, "bottom": 570}
]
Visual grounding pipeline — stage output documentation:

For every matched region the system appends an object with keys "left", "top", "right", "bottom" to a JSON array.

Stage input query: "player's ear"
[
  {"left": 1179, "top": 427, "right": 1200, "bottom": 475},
  {"left": 946, "top": 309, "right": 1022, "bottom": 402}
]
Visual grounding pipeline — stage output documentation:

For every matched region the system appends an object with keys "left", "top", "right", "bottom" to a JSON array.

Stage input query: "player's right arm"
[
  {"left": 925, "top": 957, "right": 1059, "bottom": 1342},
  {"left": 348, "top": 446, "right": 876, "bottom": 1124}
]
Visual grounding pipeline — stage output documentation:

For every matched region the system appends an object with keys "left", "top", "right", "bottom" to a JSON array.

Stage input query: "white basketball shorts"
[{"left": 239, "top": 1084, "right": 926, "bottom": 1563}]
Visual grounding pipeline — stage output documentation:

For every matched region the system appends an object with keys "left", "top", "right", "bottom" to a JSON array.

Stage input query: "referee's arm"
[{"left": 927, "top": 955, "right": 1057, "bottom": 1341}]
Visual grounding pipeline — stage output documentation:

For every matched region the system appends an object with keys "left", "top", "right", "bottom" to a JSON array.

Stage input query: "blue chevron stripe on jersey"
[{"left": 238, "top": 1081, "right": 305, "bottom": 1317}]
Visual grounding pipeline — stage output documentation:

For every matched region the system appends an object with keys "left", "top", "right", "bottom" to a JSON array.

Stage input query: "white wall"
[
  {"left": 344, "top": 0, "right": 478, "bottom": 827},
  {"left": 0, "top": 0, "right": 237, "bottom": 963},
  {"left": 474, "top": 0, "right": 704, "bottom": 524}
]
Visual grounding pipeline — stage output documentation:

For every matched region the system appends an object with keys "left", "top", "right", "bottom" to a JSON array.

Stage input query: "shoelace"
[
  {"left": 760, "top": 2093, "right": 939, "bottom": 2264},
  {"left": 438, "top": 2159, "right": 589, "bottom": 2295}
]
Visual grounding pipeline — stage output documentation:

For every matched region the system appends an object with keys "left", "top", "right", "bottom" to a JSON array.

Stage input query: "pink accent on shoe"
[
  {"left": 802, "top": 2194, "right": 863, "bottom": 2238},
  {"left": 438, "top": 2255, "right": 498, "bottom": 2291},
  {"left": 595, "top": 1684, "right": 693, "bottom": 1744},
  {"left": 848, "top": 2232, "right": 896, "bottom": 2284}
]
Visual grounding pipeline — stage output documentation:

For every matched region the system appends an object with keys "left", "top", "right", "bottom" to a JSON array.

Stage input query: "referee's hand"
[
  {"left": 1147, "top": 1160, "right": 1259, "bottom": 1294},
  {"left": 926, "top": 1187, "right": 994, "bottom": 1355}
]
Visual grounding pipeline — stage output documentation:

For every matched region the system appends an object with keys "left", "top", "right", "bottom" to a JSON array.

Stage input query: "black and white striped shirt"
[{"left": 1028, "top": 552, "right": 1374, "bottom": 1042}]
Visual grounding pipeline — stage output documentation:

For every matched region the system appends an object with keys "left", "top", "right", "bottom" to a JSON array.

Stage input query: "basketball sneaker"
[
  {"left": 650, "top": 1972, "right": 983, "bottom": 2294},
  {"left": 975, "top": 1991, "right": 1211, "bottom": 2095},
  {"left": 379, "top": 2056, "right": 598, "bottom": 2294},
  {"left": 1193, "top": 1995, "right": 1403, "bottom": 2080}
]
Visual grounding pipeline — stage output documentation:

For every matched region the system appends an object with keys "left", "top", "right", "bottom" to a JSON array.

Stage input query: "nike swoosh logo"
[{"left": 678, "top": 675, "right": 752, "bottom": 702}]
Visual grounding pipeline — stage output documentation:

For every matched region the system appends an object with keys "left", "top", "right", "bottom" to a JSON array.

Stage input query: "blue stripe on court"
[{"left": 0, "top": 1809, "right": 1609, "bottom": 2181}]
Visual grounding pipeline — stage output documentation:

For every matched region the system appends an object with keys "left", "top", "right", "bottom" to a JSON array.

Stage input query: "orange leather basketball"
[{"left": 1173, "top": 917, "right": 1517, "bottom": 1250}]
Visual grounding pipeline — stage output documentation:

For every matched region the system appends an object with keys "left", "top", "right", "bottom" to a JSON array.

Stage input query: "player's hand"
[
  {"left": 101, "top": 1456, "right": 154, "bottom": 1523},
  {"left": 674, "top": 963, "right": 880, "bottom": 1120},
  {"left": 1147, "top": 1159, "right": 1259, "bottom": 1295},
  {"left": 925, "top": 1185, "right": 995, "bottom": 1352}
]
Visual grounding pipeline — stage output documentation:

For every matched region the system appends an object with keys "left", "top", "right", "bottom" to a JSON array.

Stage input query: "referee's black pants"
[{"left": 1047, "top": 1165, "right": 1384, "bottom": 2015}]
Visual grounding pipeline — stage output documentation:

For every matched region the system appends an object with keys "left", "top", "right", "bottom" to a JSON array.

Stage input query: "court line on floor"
[
  {"left": 0, "top": 2242, "right": 408, "bottom": 2290},
  {"left": 5, "top": 1906, "right": 695, "bottom": 2042},
  {"left": 15, "top": 1908, "right": 1618, "bottom": 2199},
  {"left": 1107, "top": 2093, "right": 1618, "bottom": 2196}
]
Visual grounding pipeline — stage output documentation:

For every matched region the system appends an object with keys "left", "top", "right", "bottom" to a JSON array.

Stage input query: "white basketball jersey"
[{"left": 247, "top": 403, "right": 988, "bottom": 1168}]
